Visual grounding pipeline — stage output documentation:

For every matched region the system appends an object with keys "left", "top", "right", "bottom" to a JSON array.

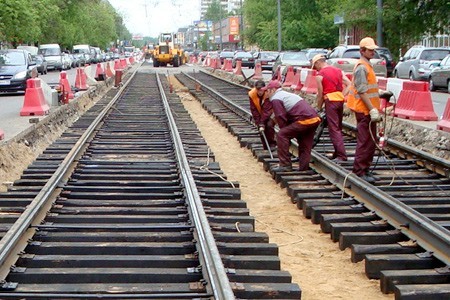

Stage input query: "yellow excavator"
[{"left": 152, "top": 32, "right": 186, "bottom": 67}]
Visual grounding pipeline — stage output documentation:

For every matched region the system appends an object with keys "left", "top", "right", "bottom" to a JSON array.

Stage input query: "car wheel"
[
  {"left": 409, "top": 72, "right": 415, "bottom": 81},
  {"left": 393, "top": 70, "right": 399, "bottom": 78},
  {"left": 429, "top": 78, "right": 436, "bottom": 91},
  {"left": 448, "top": 81, "right": 450, "bottom": 94}
]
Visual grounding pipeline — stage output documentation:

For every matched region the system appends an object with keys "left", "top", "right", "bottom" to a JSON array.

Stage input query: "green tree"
[
  {"left": 244, "top": 0, "right": 338, "bottom": 50},
  {"left": 204, "top": 0, "right": 228, "bottom": 22}
]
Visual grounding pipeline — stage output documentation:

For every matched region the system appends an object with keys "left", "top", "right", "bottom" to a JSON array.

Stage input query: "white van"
[
  {"left": 38, "top": 44, "right": 63, "bottom": 70},
  {"left": 73, "top": 44, "right": 92, "bottom": 65},
  {"left": 17, "top": 45, "right": 39, "bottom": 56}
]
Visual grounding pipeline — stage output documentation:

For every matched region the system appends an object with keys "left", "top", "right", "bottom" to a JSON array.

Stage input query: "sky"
[{"left": 107, "top": 0, "right": 201, "bottom": 38}]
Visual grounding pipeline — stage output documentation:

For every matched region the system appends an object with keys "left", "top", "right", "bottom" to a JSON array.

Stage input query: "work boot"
[
  {"left": 359, "top": 173, "right": 377, "bottom": 184},
  {"left": 270, "top": 165, "right": 293, "bottom": 172},
  {"left": 365, "top": 171, "right": 380, "bottom": 181}
]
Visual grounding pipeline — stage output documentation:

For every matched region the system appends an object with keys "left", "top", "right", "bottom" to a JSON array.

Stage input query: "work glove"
[
  {"left": 258, "top": 126, "right": 265, "bottom": 133},
  {"left": 369, "top": 108, "right": 381, "bottom": 122}
]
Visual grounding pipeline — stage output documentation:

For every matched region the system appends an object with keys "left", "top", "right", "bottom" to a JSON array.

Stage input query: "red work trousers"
[
  {"left": 277, "top": 121, "right": 320, "bottom": 171},
  {"left": 325, "top": 100, "right": 347, "bottom": 160},
  {"left": 352, "top": 112, "right": 377, "bottom": 176},
  {"left": 260, "top": 118, "right": 276, "bottom": 150}
]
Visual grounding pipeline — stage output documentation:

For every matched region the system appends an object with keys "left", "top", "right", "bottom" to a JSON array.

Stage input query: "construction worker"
[
  {"left": 263, "top": 80, "right": 321, "bottom": 172},
  {"left": 248, "top": 80, "right": 276, "bottom": 150},
  {"left": 312, "top": 54, "right": 351, "bottom": 161},
  {"left": 346, "top": 37, "right": 382, "bottom": 183}
]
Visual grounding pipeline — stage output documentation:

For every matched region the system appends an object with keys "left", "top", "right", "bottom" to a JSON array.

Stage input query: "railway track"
[
  {"left": 175, "top": 69, "right": 450, "bottom": 299},
  {"left": 0, "top": 70, "right": 300, "bottom": 298}
]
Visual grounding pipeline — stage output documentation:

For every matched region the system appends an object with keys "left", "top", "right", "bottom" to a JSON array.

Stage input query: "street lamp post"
[{"left": 277, "top": 0, "right": 282, "bottom": 52}]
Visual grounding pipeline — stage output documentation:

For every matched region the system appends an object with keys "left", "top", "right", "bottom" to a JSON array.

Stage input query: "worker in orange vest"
[
  {"left": 248, "top": 80, "right": 276, "bottom": 151},
  {"left": 346, "top": 37, "right": 382, "bottom": 183}
]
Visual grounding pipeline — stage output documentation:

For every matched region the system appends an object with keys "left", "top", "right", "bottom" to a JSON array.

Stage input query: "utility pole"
[
  {"left": 376, "top": 0, "right": 383, "bottom": 47},
  {"left": 277, "top": 0, "right": 282, "bottom": 52},
  {"left": 240, "top": 0, "right": 243, "bottom": 49}
]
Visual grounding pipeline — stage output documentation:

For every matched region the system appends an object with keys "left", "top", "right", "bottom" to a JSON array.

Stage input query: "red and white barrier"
[
  {"left": 393, "top": 81, "right": 437, "bottom": 121},
  {"left": 437, "top": 98, "right": 450, "bottom": 132}
]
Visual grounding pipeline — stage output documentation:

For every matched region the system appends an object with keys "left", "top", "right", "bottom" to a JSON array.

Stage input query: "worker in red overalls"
[
  {"left": 312, "top": 54, "right": 351, "bottom": 161},
  {"left": 263, "top": 80, "right": 321, "bottom": 172}
]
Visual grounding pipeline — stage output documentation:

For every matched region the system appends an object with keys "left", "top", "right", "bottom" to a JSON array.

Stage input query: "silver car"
[
  {"left": 429, "top": 54, "right": 450, "bottom": 92},
  {"left": 327, "top": 45, "right": 387, "bottom": 77},
  {"left": 394, "top": 46, "right": 450, "bottom": 81}
]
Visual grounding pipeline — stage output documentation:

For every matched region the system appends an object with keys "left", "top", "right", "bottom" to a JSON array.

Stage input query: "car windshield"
[
  {"left": 420, "top": 50, "right": 450, "bottom": 61},
  {"left": 73, "top": 49, "right": 89, "bottom": 54},
  {"left": 220, "top": 51, "right": 234, "bottom": 58},
  {"left": 0, "top": 51, "right": 25, "bottom": 66},
  {"left": 343, "top": 49, "right": 381, "bottom": 59},
  {"left": 236, "top": 52, "right": 252, "bottom": 58},
  {"left": 260, "top": 52, "right": 278, "bottom": 60},
  {"left": 40, "top": 48, "right": 61, "bottom": 56},
  {"left": 283, "top": 52, "right": 307, "bottom": 60}
]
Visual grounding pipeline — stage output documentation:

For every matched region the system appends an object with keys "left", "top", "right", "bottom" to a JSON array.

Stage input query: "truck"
[{"left": 152, "top": 32, "right": 186, "bottom": 67}]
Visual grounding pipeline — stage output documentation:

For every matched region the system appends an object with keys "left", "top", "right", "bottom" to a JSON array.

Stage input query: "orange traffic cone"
[
  {"left": 290, "top": 70, "right": 303, "bottom": 91},
  {"left": 20, "top": 78, "right": 50, "bottom": 116},
  {"left": 283, "top": 66, "right": 296, "bottom": 87},
  {"left": 253, "top": 61, "right": 263, "bottom": 80},
  {"left": 120, "top": 58, "right": 127, "bottom": 69},
  {"left": 114, "top": 59, "right": 121, "bottom": 71},
  {"left": 105, "top": 62, "right": 114, "bottom": 78},
  {"left": 95, "top": 63, "right": 105, "bottom": 81},
  {"left": 224, "top": 59, "right": 233, "bottom": 72},
  {"left": 234, "top": 60, "right": 243, "bottom": 75},
  {"left": 75, "top": 67, "right": 88, "bottom": 91},
  {"left": 59, "top": 71, "right": 74, "bottom": 99}
]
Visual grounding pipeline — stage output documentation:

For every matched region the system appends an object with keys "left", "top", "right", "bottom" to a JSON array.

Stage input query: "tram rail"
[{"left": 176, "top": 69, "right": 450, "bottom": 299}]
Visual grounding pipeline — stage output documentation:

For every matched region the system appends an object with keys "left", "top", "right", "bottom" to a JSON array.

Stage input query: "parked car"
[
  {"left": 232, "top": 51, "right": 255, "bottom": 68},
  {"left": 0, "top": 49, "right": 37, "bottom": 93},
  {"left": 376, "top": 47, "right": 396, "bottom": 77},
  {"left": 219, "top": 51, "right": 235, "bottom": 64},
  {"left": 255, "top": 51, "right": 279, "bottom": 71},
  {"left": 38, "top": 43, "right": 63, "bottom": 71},
  {"left": 33, "top": 54, "right": 48, "bottom": 75},
  {"left": 73, "top": 44, "right": 92, "bottom": 65},
  {"left": 302, "top": 48, "right": 328, "bottom": 60},
  {"left": 429, "top": 54, "right": 450, "bottom": 93},
  {"left": 272, "top": 51, "right": 310, "bottom": 77},
  {"left": 394, "top": 46, "right": 450, "bottom": 81},
  {"left": 327, "top": 45, "right": 387, "bottom": 77},
  {"left": 62, "top": 52, "right": 72, "bottom": 70}
]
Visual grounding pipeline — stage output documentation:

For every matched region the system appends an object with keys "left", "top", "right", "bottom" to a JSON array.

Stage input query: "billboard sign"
[{"left": 229, "top": 17, "right": 239, "bottom": 35}]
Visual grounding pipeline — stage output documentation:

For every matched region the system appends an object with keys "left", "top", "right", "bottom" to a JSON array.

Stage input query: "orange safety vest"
[
  {"left": 297, "top": 117, "right": 321, "bottom": 125},
  {"left": 248, "top": 88, "right": 264, "bottom": 114},
  {"left": 346, "top": 59, "right": 380, "bottom": 115}
]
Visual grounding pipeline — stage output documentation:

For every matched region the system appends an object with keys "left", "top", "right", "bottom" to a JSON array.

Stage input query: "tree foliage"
[
  {"left": 0, "top": 0, "right": 131, "bottom": 49},
  {"left": 244, "top": 0, "right": 449, "bottom": 54},
  {"left": 204, "top": 0, "right": 229, "bottom": 22}
]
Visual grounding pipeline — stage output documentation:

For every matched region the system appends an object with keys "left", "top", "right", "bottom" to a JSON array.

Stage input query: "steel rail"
[
  {"left": 156, "top": 74, "right": 235, "bottom": 299},
  {"left": 179, "top": 71, "right": 450, "bottom": 266},
  {"left": 0, "top": 292, "right": 212, "bottom": 299},
  {"left": 343, "top": 121, "right": 450, "bottom": 178},
  {"left": 0, "top": 66, "right": 140, "bottom": 272}
]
